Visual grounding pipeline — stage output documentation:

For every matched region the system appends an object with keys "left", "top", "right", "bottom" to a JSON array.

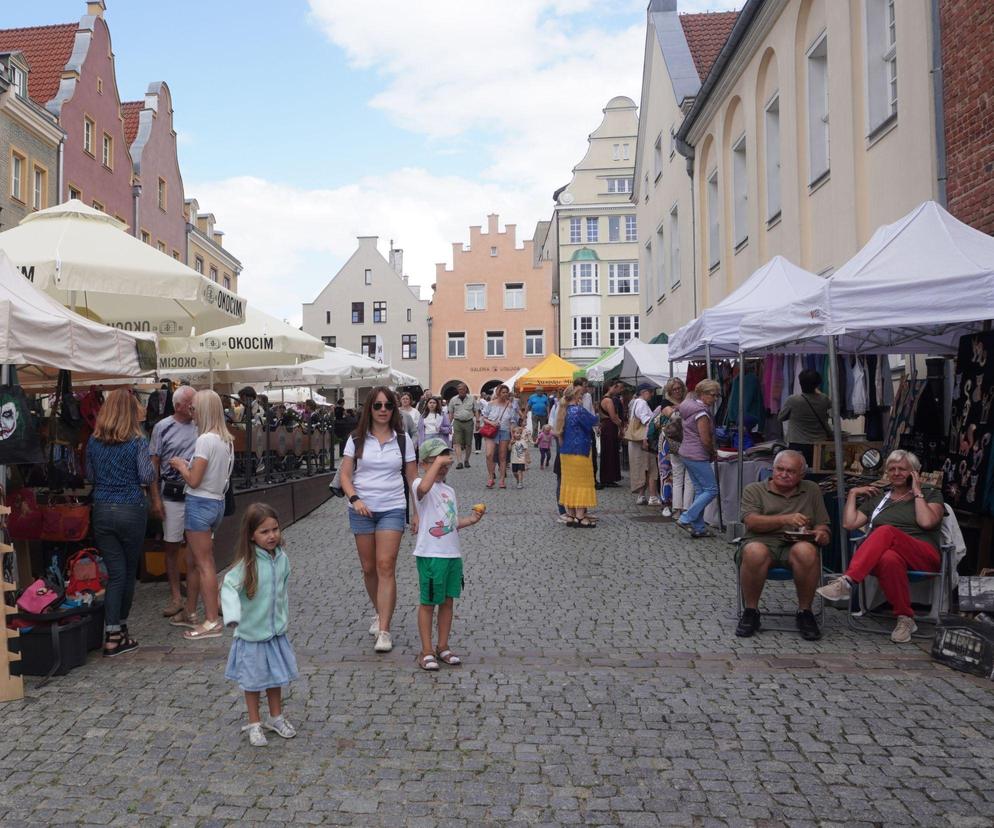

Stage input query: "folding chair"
[
  {"left": 733, "top": 541, "right": 825, "bottom": 631},
  {"left": 846, "top": 505, "right": 959, "bottom": 638}
]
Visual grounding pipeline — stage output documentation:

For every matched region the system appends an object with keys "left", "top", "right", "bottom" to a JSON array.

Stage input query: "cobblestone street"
[{"left": 3, "top": 462, "right": 994, "bottom": 827}]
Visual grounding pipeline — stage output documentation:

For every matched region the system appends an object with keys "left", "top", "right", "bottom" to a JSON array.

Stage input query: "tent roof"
[
  {"left": 602, "top": 339, "right": 675, "bottom": 387},
  {"left": 739, "top": 202, "right": 994, "bottom": 355},
  {"left": 516, "top": 354, "right": 580, "bottom": 391},
  {"left": 0, "top": 251, "right": 156, "bottom": 382},
  {"left": 668, "top": 255, "right": 824, "bottom": 359},
  {"left": 648, "top": 331, "right": 669, "bottom": 345}
]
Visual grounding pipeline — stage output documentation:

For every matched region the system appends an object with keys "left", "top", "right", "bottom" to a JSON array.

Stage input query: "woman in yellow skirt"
[{"left": 554, "top": 385, "right": 600, "bottom": 527}]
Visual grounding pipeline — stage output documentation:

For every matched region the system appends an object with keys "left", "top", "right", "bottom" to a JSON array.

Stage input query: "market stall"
[
  {"left": 515, "top": 354, "right": 580, "bottom": 392},
  {"left": 597, "top": 339, "right": 678, "bottom": 387},
  {"left": 0, "top": 256, "right": 157, "bottom": 700}
]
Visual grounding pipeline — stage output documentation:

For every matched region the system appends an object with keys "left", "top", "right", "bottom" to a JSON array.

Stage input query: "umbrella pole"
[
  {"left": 827, "top": 336, "right": 847, "bottom": 572},
  {"left": 737, "top": 350, "right": 745, "bottom": 524}
]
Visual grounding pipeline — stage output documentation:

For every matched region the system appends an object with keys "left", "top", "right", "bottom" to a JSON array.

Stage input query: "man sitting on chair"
[{"left": 736, "top": 449, "right": 830, "bottom": 641}]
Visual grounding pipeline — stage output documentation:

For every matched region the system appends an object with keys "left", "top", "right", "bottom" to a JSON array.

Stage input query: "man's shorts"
[
  {"left": 735, "top": 537, "right": 805, "bottom": 567},
  {"left": 452, "top": 418, "right": 474, "bottom": 448},
  {"left": 417, "top": 556, "right": 463, "bottom": 605},
  {"left": 161, "top": 497, "right": 186, "bottom": 543}
]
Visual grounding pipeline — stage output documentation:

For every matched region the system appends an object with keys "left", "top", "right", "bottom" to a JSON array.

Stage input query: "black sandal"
[
  {"left": 103, "top": 631, "right": 139, "bottom": 658},
  {"left": 576, "top": 517, "right": 597, "bottom": 528}
]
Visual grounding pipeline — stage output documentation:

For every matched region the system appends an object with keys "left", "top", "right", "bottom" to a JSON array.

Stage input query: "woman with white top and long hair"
[{"left": 169, "top": 389, "right": 234, "bottom": 640}]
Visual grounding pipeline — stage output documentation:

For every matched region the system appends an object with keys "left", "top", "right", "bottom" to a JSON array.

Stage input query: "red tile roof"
[
  {"left": 0, "top": 23, "right": 78, "bottom": 105},
  {"left": 121, "top": 101, "right": 142, "bottom": 146},
  {"left": 679, "top": 11, "right": 739, "bottom": 82}
]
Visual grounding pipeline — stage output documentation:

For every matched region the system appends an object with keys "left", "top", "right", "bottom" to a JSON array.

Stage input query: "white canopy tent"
[
  {"left": 589, "top": 339, "right": 680, "bottom": 388},
  {"left": 739, "top": 202, "right": 994, "bottom": 356},
  {"left": 0, "top": 201, "right": 246, "bottom": 336},
  {"left": 157, "top": 306, "right": 325, "bottom": 378},
  {"left": 505, "top": 366, "right": 529, "bottom": 392},
  {"left": 584, "top": 348, "right": 624, "bottom": 382},
  {"left": 0, "top": 251, "right": 155, "bottom": 384},
  {"left": 668, "top": 256, "right": 826, "bottom": 360}
]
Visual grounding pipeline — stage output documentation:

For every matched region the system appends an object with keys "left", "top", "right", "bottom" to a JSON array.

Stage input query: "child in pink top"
[{"left": 536, "top": 424, "right": 554, "bottom": 469}]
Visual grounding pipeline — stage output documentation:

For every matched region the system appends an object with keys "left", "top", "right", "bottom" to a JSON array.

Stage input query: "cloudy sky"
[{"left": 9, "top": 1, "right": 737, "bottom": 322}]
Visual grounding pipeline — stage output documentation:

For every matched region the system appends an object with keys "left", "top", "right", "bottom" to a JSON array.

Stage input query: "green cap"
[{"left": 418, "top": 437, "right": 451, "bottom": 462}]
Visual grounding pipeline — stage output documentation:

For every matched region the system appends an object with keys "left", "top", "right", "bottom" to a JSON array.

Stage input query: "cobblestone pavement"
[{"left": 3, "top": 456, "right": 994, "bottom": 827}]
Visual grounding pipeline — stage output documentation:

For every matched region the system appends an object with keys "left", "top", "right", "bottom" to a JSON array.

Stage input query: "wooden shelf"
[
  {"left": 0, "top": 543, "right": 13, "bottom": 554},
  {"left": 3, "top": 604, "right": 16, "bottom": 617},
  {"left": 1, "top": 581, "right": 14, "bottom": 592}
]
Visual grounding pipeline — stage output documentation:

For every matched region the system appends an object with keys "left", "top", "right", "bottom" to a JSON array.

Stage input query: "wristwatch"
[{"left": 349, "top": 494, "right": 360, "bottom": 504}]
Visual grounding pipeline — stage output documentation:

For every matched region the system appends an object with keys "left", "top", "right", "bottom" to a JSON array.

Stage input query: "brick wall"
[{"left": 941, "top": 0, "right": 994, "bottom": 235}]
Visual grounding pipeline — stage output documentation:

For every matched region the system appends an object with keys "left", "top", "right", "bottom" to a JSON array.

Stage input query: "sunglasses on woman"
[{"left": 371, "top": 401, "right": 395, "bottom": 411}]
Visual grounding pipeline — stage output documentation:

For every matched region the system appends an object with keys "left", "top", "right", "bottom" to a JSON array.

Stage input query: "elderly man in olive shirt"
[{"left": 736, "top": 449, "right": 830, "bottom": 641}]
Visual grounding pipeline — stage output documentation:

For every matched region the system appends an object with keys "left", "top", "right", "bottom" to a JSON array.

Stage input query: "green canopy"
[{"left": 648, "top": 332, "right": 669, "bottom": 344}]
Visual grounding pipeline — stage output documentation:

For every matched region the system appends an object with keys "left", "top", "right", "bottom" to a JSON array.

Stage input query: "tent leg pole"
[
  {"left": 737, "top": 351, "right": 745, "bottom": 526},
  {"left": 704, "top": 342, "right": 723, "bottom": 531},
  {"left": 827, "top": 336, "right": 847, "bottom": 573}
]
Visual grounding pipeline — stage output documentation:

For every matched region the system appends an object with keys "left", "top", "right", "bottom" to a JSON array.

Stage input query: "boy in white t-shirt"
[{"left": 412, "top": 437, "right": 485, "bottom": 671}]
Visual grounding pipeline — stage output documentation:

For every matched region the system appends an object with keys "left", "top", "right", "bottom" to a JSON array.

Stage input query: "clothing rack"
[{"left": 0, "top": 507, "right": 23, "bottom": 702}]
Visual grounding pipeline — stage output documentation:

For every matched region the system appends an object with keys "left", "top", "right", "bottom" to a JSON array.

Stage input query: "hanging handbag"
[
  {"left": 16, "top": 578, "right": 63, "bottom": 614},
  {"left": 479, "top": 404, "right": 509, "bottom": 439},
  {"left": 40, "top": 497, "right": 91, "bottom": 542},
  {"left": 8, "top": 487, "right": 44, "bottom": 540},
  {"left": 0, "top": 372, "right": 45, "bottom": 465},
  {"left": 624, "top": 415, "right": 647, "bottom": 442}
]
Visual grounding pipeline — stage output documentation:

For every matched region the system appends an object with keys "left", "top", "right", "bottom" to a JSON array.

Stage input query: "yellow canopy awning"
[{"left": 515, "top": 354, "right": 580, "bottom": 392}]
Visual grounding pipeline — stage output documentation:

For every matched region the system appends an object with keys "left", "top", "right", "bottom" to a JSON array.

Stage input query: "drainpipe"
[
  {"left": 930, "top": 0, "right": 947, "bottom": 206},
  {"left": 57, "top": 135, "right": 65, "bottom": 203},
  {"left": 675, "top": 134, "right": 698, "bottom": 318},
  {"left": 132, "top": 183, "right": 141, "bottom": 238}
]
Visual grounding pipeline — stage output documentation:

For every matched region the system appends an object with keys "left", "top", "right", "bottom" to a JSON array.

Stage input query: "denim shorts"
[
  {"left": 348, "top": 506, "right": 406, "bottom": 535},
  {"left": 184, "top": 494, "right": 225, "bottom": 533},
  {"left": 498, "top": 428, "right": 511, "bottom": 442}
]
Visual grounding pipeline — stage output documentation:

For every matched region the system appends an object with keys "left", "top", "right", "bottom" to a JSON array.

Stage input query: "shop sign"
[
  {"left": 18, "top": 265, "right": 35, "bottom": 282},
  {"left": 202, "top": 283, "right": 244, "bottom": 319}
]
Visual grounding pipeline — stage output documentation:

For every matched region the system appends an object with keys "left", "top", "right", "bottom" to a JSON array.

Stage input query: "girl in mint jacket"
[{"left": 221, "top": 502, "right": 298, "bottom": 747}]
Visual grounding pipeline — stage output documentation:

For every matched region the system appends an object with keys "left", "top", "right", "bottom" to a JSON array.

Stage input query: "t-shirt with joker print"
[{"left": 412, "top": 477, "right": 462, "bottom": 559}]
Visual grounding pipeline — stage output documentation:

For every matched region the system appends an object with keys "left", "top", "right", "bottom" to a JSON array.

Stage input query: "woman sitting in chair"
[{"left": 818, "top": 450, "right": 944, "bottom": 643}]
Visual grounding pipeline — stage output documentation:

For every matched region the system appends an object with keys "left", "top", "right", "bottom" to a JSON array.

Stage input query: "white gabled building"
[{"left": 302, "top": 236, "right": 430, "bottom": 389}]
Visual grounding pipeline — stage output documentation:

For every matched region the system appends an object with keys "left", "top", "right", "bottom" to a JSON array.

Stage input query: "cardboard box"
[{"left": 813, "top": 441, "right": 883, "bottom": 474}]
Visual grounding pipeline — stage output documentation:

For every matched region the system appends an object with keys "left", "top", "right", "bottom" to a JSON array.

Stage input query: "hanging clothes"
[
  {"left": 685, "top": 363, "right": 707, "bottom": 391},
  {"left": 850, "top": 357, "right": 868, "bottom": 417},
  {"left": 726, "top": 369, "right": 763, "bottom": 429}
]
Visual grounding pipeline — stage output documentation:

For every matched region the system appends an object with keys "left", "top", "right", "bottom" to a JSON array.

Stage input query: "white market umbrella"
[
  {"left": 0, "top": 251, "right": 155, "bottom": 383},
  {"left": 0, "top": 200, "right": 246, "bottom": 336},
  {"left": 668, "top": 256, "right": 825, "bottom": 360},
  {"left": 388, "top": 368, "right": 418, "bottom": 387},
  {"left": 157, "top": 307, "right": 325, "bottom": 377}
]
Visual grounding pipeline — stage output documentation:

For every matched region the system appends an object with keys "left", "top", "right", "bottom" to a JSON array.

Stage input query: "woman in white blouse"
[{"left": 482, "top": 384, "right": 518, "bottom": 489}]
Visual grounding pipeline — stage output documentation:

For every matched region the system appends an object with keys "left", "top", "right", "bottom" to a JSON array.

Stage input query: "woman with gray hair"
[
  {"left": 675, "top": 379, "right": 721, "bottom": 538},
  {"left": 659, "top": 377, "right": 692, "bottom": 519},
  {"left": 818, "top": 450, "right": 944, "bottom": 643}
]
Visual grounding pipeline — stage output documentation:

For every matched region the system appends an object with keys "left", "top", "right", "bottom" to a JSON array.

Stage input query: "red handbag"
[
  {"left": 40, "top": 499, "right": 90, "bottom": 542},
  {"left": 8, "top": 488, "right": 44, "bottom": 540},
  {"left": 66, "top": 547, "right": 105, "bottom": 597}
]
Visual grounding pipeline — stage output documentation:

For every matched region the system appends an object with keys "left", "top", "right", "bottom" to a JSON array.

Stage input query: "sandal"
[
  {"left": 162, "top": 602, "right": 184, "bottom": 618},
  {"left": 576, "top": 517, "right": 597, "bottom": 528},
  {"left": 182, "top": 620, "right": 224, "bottom": 640},
  {"left": 169, "top": 612, "right": 199, "bottom": 628},
  {"left": 436, "top": 649, "right": 462, "bottom": 666},
  {"left": 103, "top": 631, "right": 139, "bottom": 658},
  {"left": 498, "top": 480, "right": 506, "bottom": 489},
  {"left": 418, "top": 653, "right": 440, "bottom": 671},
  {"left": 486, "top": 478, "right": 495, "bottom": 489}
]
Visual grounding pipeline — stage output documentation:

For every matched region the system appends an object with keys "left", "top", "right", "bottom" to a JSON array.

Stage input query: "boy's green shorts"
[{"left": 417, "top": 556, "right": 463, "bottom": 606}]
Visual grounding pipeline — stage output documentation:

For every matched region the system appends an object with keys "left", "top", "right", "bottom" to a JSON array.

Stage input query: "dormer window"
[{"left": 7, "top": 63, "right": 26, "bottom": 98}]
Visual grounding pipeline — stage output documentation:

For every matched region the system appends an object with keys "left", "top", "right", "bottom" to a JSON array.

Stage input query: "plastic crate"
[{"left": 16, "top": 615, "right": 90, "bottom": 680}]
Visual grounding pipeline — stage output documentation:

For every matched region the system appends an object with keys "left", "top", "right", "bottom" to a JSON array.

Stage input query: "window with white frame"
[
  {"left": 669, "top": 206, "right": 681, "bottom": 288},
  {"left": 612, "top": 143, "right": 621, "bottom": 161},
  {"left": 402, "top": 334, "right": 417, "bottom": 359},
  {"left": 102, "top": 133, "right": 112, "bottom": 169},
  {"left": 572, "top": 316, "right": 599, "bottom": 348},
  {"left": 524, "top": 329, "right": 544, "bottom": 356},
  {"left": 8, "top": 63, "right": 26, "bottom": 97},
  {"left": 707, "top": 170, "right": 720, "bottom": 268},
  {"left": 622, "top": 143, "right": 630, "bottom": 160},
  {"left": 807, "top": 33, "right": 830, "bottom": 182},
  {"left": 360, "top": 335, "right": 376, "bottom": 358},
  {"left": 364, "top": 268, "right": 372, "bottom": 285},
  {"left": 351, "top": 301, "right": 364, "bottom": 323},
  {"left": 645, "top": 239, "right": 655, "bottom": 309},
  {"left": 655, "top": 223, "right": 666, "bottom": 294},
  {"left": 373, "top": 301, "right": 386, "bottom": 323},
  {"left": 571, "top": 262, "right": 599, "bottom": 294},
  {"left": 490, "top": 246, "right": 498, "bottom": 257},
  {"left": 765, "top": 94, "right": 782, "bottom": 220},
  {"left": 447, "top": 332, "right": 466, "bottom": 358},
  {"left": 485, "top": 330, "right": 505, "bottom": 358},
  {"left": 608, "top": 216, "right": 621, "bottom": 242},
  {"left": 10, "top": 152, "right": 23, "bottom": 202},
  {"left": 504, "top": 282, "right": 524, "bottom": 309},
  {"left": 612, "top": 143, "right": 630, "bottom": 161},
  {"left": 607, "top": 177, "right": 632, "bottom": 194},
  {"left": 465, "top": 283, "right": 485, "bottom": 310},
  {"left": 32, "top": 167, "right": 45, "bottom": 210},
  {"left": 654, "top": 134, "right": 663, "bottom": 179},
  {"left": 83, "top": 117, "right": 94, "bottom": 155},
  {"left": 732, "top": 134, "right": 748, "bottom": 247},
  {"left": 865, "top": 0, "right": 898, "bottom": 132},
  {"left": 625, "top": 214, "right": 637, "bottom": 242},
  {"left": 608, "top": 262, "right": 639, "bottom": 295},
  {"left": 569, "top": 217, "right": 581, "bottom": 244},
  {"left": 609, "top": 315, "right": 639, "bottom": 347},
  {"left": 586, "top": 216, "right": 599, "bottom": 242},
  {"left": 669, "top": 126, "right": 676, "bottom": 157}
]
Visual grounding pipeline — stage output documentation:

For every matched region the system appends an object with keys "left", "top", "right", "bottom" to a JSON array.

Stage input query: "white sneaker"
[
  {"left": 661, "top": 506, "right": 673, "bottom": 518},
  {"left": 374, "top": 630, "right": 393, "bottom": 653},
  {"left": 636, "top": 495, "right": 648, "bottom": 506},
  {"left": 243, "top": 723, "right": 268, "bottom": 747},
  {"left": 816, "top": 576, "right": 852, "bottom": 602},
  {"left": 891, "top": 616, "right": 918, "bottom": 643},
  {"left": 516, "top": 481, "right": 523, "bottom": 489},
  {"left": 368, "top": 615, "right": 379, "bottom": 636},
  {"left": 647, "top": 496, "right": 662, "bottom": 506},
  {"left": 264, "top": 715, "right": 297, "bottom": 739}
]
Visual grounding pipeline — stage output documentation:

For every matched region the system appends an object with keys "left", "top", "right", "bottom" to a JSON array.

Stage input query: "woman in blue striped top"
[{"left": 86, "top": 389, "right": 155, "bottom": 657}]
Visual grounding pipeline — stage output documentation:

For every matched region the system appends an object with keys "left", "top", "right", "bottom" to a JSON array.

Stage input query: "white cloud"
[{"left": 190, "top": 170, "right": 549, "bottom": 325}]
